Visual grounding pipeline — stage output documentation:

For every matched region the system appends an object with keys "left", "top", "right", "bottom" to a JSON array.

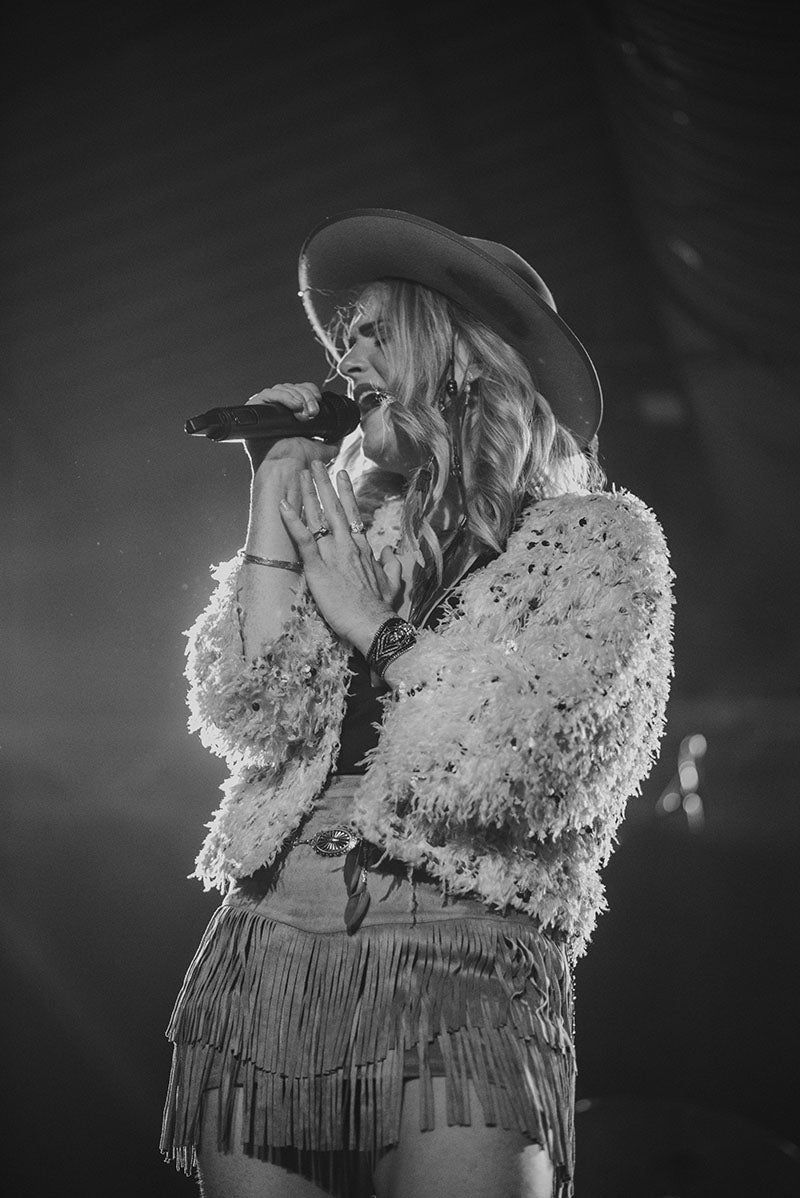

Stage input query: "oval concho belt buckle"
[{"left": 299, "top": 825, "right": 361, "bottom": 858}]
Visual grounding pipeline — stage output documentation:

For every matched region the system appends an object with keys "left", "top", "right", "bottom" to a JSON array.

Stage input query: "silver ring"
[
  {"left": 312, "top": 525, "right": 331, "bottom": 540},
  {"left": 349, "top": 520, "right": 367, "bottom": 535}
]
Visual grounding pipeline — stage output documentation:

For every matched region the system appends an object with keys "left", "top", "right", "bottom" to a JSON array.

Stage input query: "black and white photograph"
[{"left": 4, "top": 2, "right": 798, "bottom": 1195}]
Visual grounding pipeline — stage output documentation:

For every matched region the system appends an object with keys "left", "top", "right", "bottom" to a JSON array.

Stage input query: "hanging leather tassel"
[
  {"left": 162, "top": 906, "right": 577, "bottom": 1195},
  {"left": 343, "top": 844, "right": 370, "bottom": 934}
]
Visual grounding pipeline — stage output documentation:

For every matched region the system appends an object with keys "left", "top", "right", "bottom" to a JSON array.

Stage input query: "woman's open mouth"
[{"left": 354, "top": 387, "right": 390, "bottom": 420}]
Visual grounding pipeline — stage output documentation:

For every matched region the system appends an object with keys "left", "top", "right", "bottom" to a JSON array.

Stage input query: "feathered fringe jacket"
[{"left": 185, "top": 489, "right": 673, "bottom": 956}]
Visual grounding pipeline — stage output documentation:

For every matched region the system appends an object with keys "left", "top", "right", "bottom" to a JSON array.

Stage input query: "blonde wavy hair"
[{"left": 327, "top": 280, "right": 605, "bottom": 576}]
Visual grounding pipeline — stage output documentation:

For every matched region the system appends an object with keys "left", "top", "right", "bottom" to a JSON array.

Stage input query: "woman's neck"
[{"left": 428, "top": 472, "right": 468, "bottom": 536}]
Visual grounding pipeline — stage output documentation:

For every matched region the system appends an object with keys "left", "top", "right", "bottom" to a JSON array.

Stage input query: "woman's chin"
[
  {"left": 360, "top": 422, "right": 393, "bottom": 468},
  {"left": 359, "top": 410, "right": 418, "bottom": 477}
]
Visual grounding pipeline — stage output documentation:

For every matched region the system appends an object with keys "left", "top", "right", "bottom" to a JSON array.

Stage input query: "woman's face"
[{"left": 336, "top": 293, "right": 415, "bottom": 476}]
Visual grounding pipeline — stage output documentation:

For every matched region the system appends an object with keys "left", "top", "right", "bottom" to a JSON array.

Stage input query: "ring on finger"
[
  {"left": 312, "top": 525, "right": 331, "bottom": 540},
  {"left": 349, "top": 520, "right": 367, "bottom": 536}
]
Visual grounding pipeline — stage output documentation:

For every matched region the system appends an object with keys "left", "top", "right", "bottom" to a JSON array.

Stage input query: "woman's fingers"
[
  {"left": 375, "top": 545, "right": 403, "bottom": 605},
  {"left": 379, "top": 546, "right": 403, "bottom": 587},
  {"left": 279, "top": 499, "right": 319, "bottom": 559},
  {"left": 300, "top": 463, "right": 367, "bottom": 541},
  {"left": 320, "top": 468, "right": 387, "bottom": 594},
  {"left": 299, "top": 469, "right": 325, "bottom": 531},
  {"left": 296, "top": 465, "right": 362, "bottom": 544},
  {"left": 309, "top": 460, "right": 350, "bottom": 534},
  {"left": 291, "top": 383, "right": 322, "bottom": 421},
  {"left": 335, "top": 469, "right": 368, "bottom": 535},
  {"left": 290, "top": 464, "right": 387, "bottom": 604},
  {"left": 285, "top": 471, "right": 302, "bottom": 516},
  {"left": 246, "top": 383, "right": 321, "bottom": 420}
]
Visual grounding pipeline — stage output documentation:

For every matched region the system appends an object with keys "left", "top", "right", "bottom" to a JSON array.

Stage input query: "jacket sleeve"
[
  {"left": 353, "top": 491, "right": 674, "bottom": 943},
  {"left": 184, "top": 553, "right": 351, "bottom": 774}
]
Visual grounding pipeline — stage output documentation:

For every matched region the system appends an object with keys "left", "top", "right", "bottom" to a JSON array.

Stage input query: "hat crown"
[{"left": 464, "top": 237, "right": 557, "bottom": 313}]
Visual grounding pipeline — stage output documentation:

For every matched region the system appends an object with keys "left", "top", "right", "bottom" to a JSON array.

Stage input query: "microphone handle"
[{"left": 184, "top": 391, "right": 360, "bottom": 442}]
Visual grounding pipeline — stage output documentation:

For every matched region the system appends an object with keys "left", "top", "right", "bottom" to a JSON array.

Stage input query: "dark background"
[{"left": 3, "top": 1, "right": 799, "bottom": 1194}]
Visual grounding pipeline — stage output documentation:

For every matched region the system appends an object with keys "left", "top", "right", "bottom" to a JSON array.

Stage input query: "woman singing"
[{"left": 161, "top": 209, "right": 674, "bottom": 1197}]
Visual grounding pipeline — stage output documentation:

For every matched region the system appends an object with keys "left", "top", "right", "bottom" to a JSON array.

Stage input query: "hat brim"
[{"left": 298, "top": 208, "right": 602, "bottom": 446}]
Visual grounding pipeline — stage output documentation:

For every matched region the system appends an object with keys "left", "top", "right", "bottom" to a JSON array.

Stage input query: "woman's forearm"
[{"left": 240, "top": 460, "right": 305, "bottom": 654}]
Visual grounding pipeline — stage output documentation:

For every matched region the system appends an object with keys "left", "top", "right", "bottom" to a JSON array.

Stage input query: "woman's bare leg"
[
  {"left": 196, "top": 1088, "right": 370, "bottom": 1198},
  {"left": 373, "top": 1078, "right": 555, "bottom": 1198}
]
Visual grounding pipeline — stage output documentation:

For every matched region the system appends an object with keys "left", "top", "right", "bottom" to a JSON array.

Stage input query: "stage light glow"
[
  {"left": 655, "top": 731, "right": 707, "bottom": 831},
  {"left": 682, "top": 791, "right": 705, "bottom": 831},
  {"left": 687, "top": 734, "right": 707, "bottom": 758},
  {"left": 682, "top": 793, "right": 702, "bottom": 818},
  {"left": 660, "top": 790, "right": 682, "bottom": 814}
]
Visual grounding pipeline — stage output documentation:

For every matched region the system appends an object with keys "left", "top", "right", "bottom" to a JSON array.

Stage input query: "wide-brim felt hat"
[{"left": 298, "top": 208, "right": 602, "bottom": 446}]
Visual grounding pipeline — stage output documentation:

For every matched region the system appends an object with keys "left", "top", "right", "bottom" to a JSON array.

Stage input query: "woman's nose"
[{"left": 337, "top": 344, "right": 366, "bottom": 380}]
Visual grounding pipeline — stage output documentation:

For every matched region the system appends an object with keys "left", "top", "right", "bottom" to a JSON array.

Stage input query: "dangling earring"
[
  {"left": 439, "top": 366, "right": 471, "bottom": 526},
  {"left": 406, "top": 453, "right": 436, "bottom": 544},
  {"left": 436, "top": 376, "right": 458, "bottom": 418}
]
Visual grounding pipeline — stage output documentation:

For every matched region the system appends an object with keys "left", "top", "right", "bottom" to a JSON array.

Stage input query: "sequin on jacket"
[{"left": 184, "top": 489, "right": 674, "bottom": 955}]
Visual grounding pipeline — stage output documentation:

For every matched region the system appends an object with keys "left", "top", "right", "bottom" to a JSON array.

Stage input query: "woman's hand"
[
  {"left": 243, "top": 383, "right": 340, "bottom": 474},
  {"left": 279, "top": 460, "right": 402, "bottom": 653}
]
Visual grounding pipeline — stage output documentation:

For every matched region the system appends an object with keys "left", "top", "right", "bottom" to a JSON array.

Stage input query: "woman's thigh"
[
  {"left": 196, "top": 1080, "right": 554, "bottom": 1198},
  {"left": 373, "top": 1078, "right": 555, "bottom": 1198},
  {"left": 196, "top": 1088, "right": 372, "bottom": 1198}
]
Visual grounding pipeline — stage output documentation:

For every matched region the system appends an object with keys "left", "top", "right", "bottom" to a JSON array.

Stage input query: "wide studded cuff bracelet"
[{"left": 364, "top": 616, "right": 417, "bottom": 679}]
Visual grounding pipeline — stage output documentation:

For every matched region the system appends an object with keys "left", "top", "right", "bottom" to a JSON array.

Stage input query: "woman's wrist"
[
  {"left": 362, "top": 614, "right": 417, "bottom": 680},
  {"left": 251, "top": 454, "right": 305, "bottom": 489},
  {"left": 255, "top": 438, "right": 335, "bottom": 472},
  {"left": 344, "top": 605, "right": 396, "bottom": 658},
  {"left": 246, "top": 462, "right": 303, "bottom": 561}
]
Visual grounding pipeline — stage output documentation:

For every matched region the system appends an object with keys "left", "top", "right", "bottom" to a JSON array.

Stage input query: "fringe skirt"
[{"left": 161, "top": 777, "right": 576, "bottom": 1195}]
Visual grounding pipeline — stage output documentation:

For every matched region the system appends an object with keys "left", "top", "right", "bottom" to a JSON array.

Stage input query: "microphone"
[{"left": 184, "top": 390, "right": 361, "bottom": 442}]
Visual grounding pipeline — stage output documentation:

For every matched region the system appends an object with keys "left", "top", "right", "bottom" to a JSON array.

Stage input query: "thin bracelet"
[{"left": 242, "top": 551, "right": 302, "bottom": 574}]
